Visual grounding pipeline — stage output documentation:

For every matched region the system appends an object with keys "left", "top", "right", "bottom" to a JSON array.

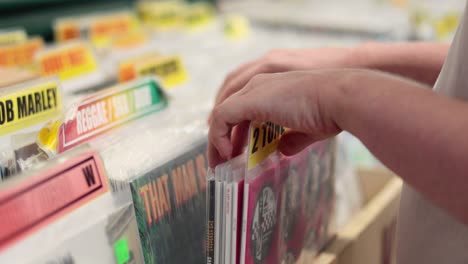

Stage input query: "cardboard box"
[{"left": 324, "top": 168, "right": 402, "bottom": 264}]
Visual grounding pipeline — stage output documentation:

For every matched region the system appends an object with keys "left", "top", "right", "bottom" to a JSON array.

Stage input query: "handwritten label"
[
  {"left": 224, "top": 15, "right": 250, "bottom": 40},
  {"left": 0, "top": 29, "right": 27, "bottom": 45},
  {"left": 117, "top": 52, "right": 161, "bottom": 83},
  {"left": 111, "top": 31, "right": 149, "bottom": 49},
  {"left": 0, "top": 79, "right": 62, "bottom": 136},
  {"left": 138, "top": 2, "right": 183, "bottom": 30},
  {"left": 58, "top": 77, "right": 167, "bottom": 152},
  {"left": 0, "top": 150, "right": 108, "bottom": 249},
  {"left": 247, "top": 122, "right": 285, "bottom": 169},
  {"left": 184, "top": 4, "right": 214, "bottom": 28},
  {"left": 136, "top": 56, "right": 188, "bottom": 88},
  {"left": 90, "top": 15, "right": 138, "bottom": 48},
  {"left": 0, "top": 37, "right": 43, "bottom": 67},
  {"left": 55, "top": 21, "right": 81, "bottom": 42},
  {"left": 37, "top": 42, "right": 98, "bottom": 80}
]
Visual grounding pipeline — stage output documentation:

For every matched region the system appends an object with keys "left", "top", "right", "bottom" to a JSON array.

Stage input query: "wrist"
[{"left": 325, "top": 69, "right": 365, "bottom": 132}]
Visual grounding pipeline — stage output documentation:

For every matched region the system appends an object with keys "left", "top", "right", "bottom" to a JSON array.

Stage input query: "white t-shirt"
[{"left": 396, "top": 3, "right": 468, "bottom": 263}]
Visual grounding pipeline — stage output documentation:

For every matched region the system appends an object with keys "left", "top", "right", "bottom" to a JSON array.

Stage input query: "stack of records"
[{"left": 207, "top": 122, "right": 336, "bottom": 264}]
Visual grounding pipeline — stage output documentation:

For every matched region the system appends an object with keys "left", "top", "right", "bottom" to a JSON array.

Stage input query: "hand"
[
  {"left": 208, "top": 69, "right": 350, "bottom": 167},
  {"left": 210, "top": 47, "right": 358, "bottom": 119}
]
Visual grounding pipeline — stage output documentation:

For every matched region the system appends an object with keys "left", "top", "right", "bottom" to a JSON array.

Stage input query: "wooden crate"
[{"left": 323, "top": 168, "right": 402, "bottom": 264}]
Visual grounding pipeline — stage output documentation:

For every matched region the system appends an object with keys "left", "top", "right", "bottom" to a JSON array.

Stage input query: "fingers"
[
  {"left": 215, "top": 62, "right": 270, "bottom": 106},
  {"left": 208, "top": 93, "right": 258, "bottom": 167},
  {"left": 214, "top": 60, "right": 259, "bottom": 104},
  {"left": 208, "top": 142, "right": 226, "bottom": 168},
  {"left": 208, "top": 121, "right": 250, "bottom": 168},
  {"left": 231, "top": 121, "right": 250, "bottom": 157},
  {"left": 278, "top": 130, "right": 318, "bottom": 156}
]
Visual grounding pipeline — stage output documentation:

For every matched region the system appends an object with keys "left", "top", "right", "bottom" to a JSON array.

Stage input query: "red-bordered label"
[{"left": 0, "top": 150, "right": 109, "bottom": 249}]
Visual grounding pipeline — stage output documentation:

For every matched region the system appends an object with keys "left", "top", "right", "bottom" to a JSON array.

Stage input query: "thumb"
[{"left": 278, "top": 130, "right": 317, "bottom": 156}]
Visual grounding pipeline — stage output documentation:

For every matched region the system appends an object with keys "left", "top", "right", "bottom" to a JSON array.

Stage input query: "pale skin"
[{"left": 207, "top": 42, "right": 468, "bottom": 226}]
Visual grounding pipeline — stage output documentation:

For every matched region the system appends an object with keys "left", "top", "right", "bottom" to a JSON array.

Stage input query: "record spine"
[
  {"left": 240, "top": 183, "right": 249, "bottom": 264},
  {"left": 206, "top": 178, "right": 216, "bottom": 264}
]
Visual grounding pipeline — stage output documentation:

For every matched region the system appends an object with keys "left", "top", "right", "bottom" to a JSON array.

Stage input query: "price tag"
[
  {"left": 138, "top": 2, "right": 184, "bottom": 30},
  {"left": 0, "top": 37, "right": 43, "bottom": 67},
  {"left": 37, "top": 42, "right": 98, "bottom": 81},
  {"left": 55, "top": 21, "right": 81, "bottom": 42},
  {"left": 117, "top": 52, "right": 161, "bottom": 82},
  {"left": 55, "top": 77, "right": 167, "bottom": 153},
  {"left": 136, "top": 56, "right": 188, "bottom": 88},
  {"left": 0, "top": 78, "right": 62, "bottom": 136},
  {"left": 90, "top": 14, "right": 139, "bottom": 48},
  {"left": 0, "top": 29, "right": 27, "bottom": 45},
  {"left": 111, "top": 31, "right": 149, "bottom": 49},
  {"left": 0, "top": 147, "right": 109, "bottom": 249},
  {"left": 247, "top": 122, "right": 286, "bottom": 169},
  {"left": 184, "top": 3, "right": 214, "bottom": 29},
  {"left": 224, "top": 15, "right": 250, "bottom": 40},
  {"left": 435, "top": 12, "right": 460, "bottom": 40}
]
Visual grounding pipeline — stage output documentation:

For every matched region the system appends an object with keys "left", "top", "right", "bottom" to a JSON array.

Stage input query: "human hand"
[
  {"left": 210, "top": 47, "right": 358, "bottom": 120},
  {"left": 208, "top": 69, "right": 349, "bottom": 167}
]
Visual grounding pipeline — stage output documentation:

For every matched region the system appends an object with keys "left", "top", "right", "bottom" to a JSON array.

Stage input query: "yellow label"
[
  {"left": 55, "top": 21, "right": 81, "bottom": 42},
  {"left": 136, "top": 56, "right": 187, "bottom": 88},
  {"left": 117, "top": 52, "right": 161, "bottom": 82},
  {"left": 0, "top": 37, "right": 44, "bottom": 67},
  {"left": 139, "top": 2, "right": 184, "bottom": 30},
  {"left": 0, "top": 30, "right": 27, "bottom": 45},
  {"left": 0, "top": 80, "right": 62, "bottom": 135},
  {"left": 90, "top": 15, "right": 139, "bottom": 48},
  {"left": 111, "top": 31, "right": 149, "bottom": 49},
  {"left": 37, "top": 120, "right": 62, "bottom": 155},
  {"left": 247, "top": 122, "right": 286, "bottom": 169},
  {"left": 184, "top": 3, "right": 214, "bottom": 28},
  {"left": 435, "top": 13, "right": 460, "bottom": 40},
  {"left": 224, "top": 15, "right": 250, "bottom": 40},
  {"left": 37, "top": 43, "right": 98, "bottom": 80}
]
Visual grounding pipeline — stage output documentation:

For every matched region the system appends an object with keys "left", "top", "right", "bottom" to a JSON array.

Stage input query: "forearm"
[
  {"left": 352, "top": 42, "right": 449, "bottom": 86},
  {"left": 331, "top": 70, "right": 468, "bottom": 224}
]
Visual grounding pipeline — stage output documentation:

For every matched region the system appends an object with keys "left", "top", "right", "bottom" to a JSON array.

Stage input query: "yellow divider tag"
[
  {"left": 117, "top": 52, "right": 161, "bottom": 83},
  {"left": 247, "top": 121, "right": 286, "bottom": 169},
  {"left": 0, "top": 78, "right": 62, "bottom": 136},
  {"left": 138, "top": 2, "right": 184, "bottom": 30},
  {"left": 55, "top": 21, "right": 81, "bottom": 42},
  {"left": 0, "top": 37, "right": 44, "bottom": 67},
  {"left": 0, "top": 29, "right": 27, "bottom": 45},
  {"left": 136, "top": 56, "right": 188, "bottom": 88},
  {"left": 37, "top": 42, "right": 98, "bottom": 81},
  {"left": 111, "top": 31, "right": 149, "bottom": 49},
  {"left": 90, "top": 14, "right": 139, "bottom": 48},
  {"left": 184, "top": 3, "right": 214, "bottom": 29},
  {"left": 435, "top": 12, "right": 460, "bottom": 40},
  {"left": 224, "top": 15, "right": 250, "bottom": 40}
]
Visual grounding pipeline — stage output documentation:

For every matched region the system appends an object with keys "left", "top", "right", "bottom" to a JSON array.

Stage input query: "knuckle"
[{"left": 211, "top": 106, "right": 223, "bottom": 121}]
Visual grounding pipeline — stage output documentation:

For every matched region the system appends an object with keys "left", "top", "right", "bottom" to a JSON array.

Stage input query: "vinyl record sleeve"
[
  {"left": 130, "top": 139, "right": 208, "bottom": 264},
  {"left": 224, "top": 171, "right": 233, "bottom": 264},
  {"left": 241, "top": 155, "right": 281, "bottom": 264},
  {"left": 214, "top": 165, "right": 225, "bottom": 264}
]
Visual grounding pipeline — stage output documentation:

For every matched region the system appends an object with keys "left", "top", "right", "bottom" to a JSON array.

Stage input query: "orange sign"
[
  {"left": 0, "top": 38, "right": 43, "bottom": 67},
  {"left": 55, "top": 22, "right": 81, "bottom": 42},
  {"left": 37, "top": 43, "right": 98, "bottom": 80}
]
